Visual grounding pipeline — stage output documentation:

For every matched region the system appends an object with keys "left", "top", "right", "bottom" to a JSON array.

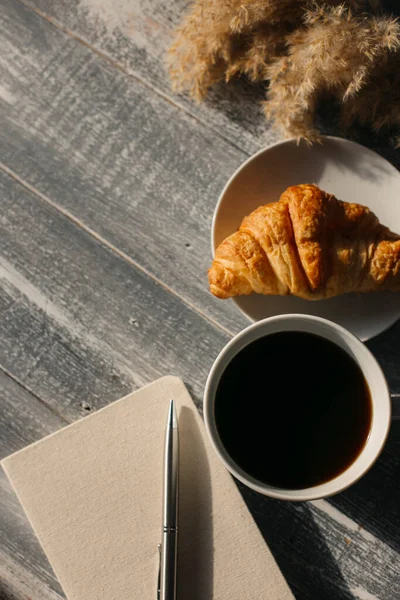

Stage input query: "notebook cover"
[{"left": 2, "top": 376, "right": 294, "bottom": 600}]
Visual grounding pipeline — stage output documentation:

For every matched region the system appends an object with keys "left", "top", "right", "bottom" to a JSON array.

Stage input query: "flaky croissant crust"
[{"left": 209, "top": 184, "right": 400, "bottom": 300}]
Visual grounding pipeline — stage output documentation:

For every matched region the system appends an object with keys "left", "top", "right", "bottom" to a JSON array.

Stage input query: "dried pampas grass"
[
  {"left": 168, "top": 0, "right": 305, "bottom": 100},
  {"left": 264, "top": 5, "right": 400, "bottom": 142},
  {"left": 168, "top": 1, "right": 400, "bottom": 143}
]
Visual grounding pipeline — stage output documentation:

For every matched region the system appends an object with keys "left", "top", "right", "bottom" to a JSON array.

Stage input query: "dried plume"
[
  {"left": 264, "top": 4, "right": 400, "bottom": 142},
  {"left": 169, "top": 0, "right": 400, "bottom": 142}
]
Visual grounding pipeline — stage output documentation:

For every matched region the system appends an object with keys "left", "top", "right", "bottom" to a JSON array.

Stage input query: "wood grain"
[
  {"left": 240, "top": 486, "right": 400, "bottom": 600},
  {"left": 19, "top": 0, "right": 276, "bottom": 156},
  {"left": 0, "top": 369, "right": 66, "bottom": 600},
  {"left": 0, "top": 168, "right": 230, "bottom": 421},
  {"left": 0, "top": 0, "right": 251, "bottom": 336},
  {"left": 0, "top": 553, "right": 63, "bottom": 600},
  {"left": 19, "top": 0, "right": 400, "bottom": 166}
]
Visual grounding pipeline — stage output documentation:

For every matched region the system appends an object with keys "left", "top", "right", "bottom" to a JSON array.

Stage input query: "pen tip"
[{"left": 168, "top": 399, "right": 178, "bottom": 428}]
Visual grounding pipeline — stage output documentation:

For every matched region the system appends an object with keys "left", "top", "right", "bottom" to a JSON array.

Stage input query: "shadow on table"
[
  {"left": 205, "top": 77, "right": 272, "bottom": 139},
  {"left": 237, "top": 482, "right": 354, "bottom": 600},
  {"left": 296, "top": 320, "right": 400, "bottom": 588},
  {"left": 343, "top": 130, "right": 400, "bottom": 175},
  {"left": 178, "top": 406, "right": 214, "bottom": 599},
  {"left": 382, "top": 1, "right": 400, "bottom": 16},
  {"left": 367, "top": 319, "right": 400, "bottom": 396},
  {"left": 328, "top": 420, "right": 400, "bottom": 554},
  {"left": 326, "top": 316, "right": 400, "bottom": 576},
  {"left": 313, "top": 96, "right": 400, "bottom": 174}
]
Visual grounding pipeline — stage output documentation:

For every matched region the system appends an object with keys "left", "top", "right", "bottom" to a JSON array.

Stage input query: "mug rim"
[{"left": 203, "top": 314, "right": 391, "bottom": 501}]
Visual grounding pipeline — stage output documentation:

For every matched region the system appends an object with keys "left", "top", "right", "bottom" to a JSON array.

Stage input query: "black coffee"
[{"left": 215, "top": 332, "right": 372, "bottom": 489}]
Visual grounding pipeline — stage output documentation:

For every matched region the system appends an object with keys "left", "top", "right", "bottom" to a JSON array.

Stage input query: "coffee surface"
[{"left": 215, "top": 332, "right": 372, "bottom": 489}]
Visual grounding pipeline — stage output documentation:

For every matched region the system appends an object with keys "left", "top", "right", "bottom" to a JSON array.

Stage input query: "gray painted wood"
[
  {"left": 0, "top": 370, "right": 66, "bottom": 460},
  {"left": 0, "top": 1, "right": 399, "bottom": 599},
  {"left": 0, "top": 167, "right": 229, "bottom": 420},
  {"left": 20, "top": 0, "right": 400, "bottom": 162},
  {"left": 0, "top": 369, "right": 66, "bottom": 599},
  {"left": 0, "top": 553, "right": 63, "bottom": 600},
  {"left": 0, "top": 0, "right": 251, "bottom": 337},
  {"left": 20, "top": 0, "right": 277, "bottom": 156}
]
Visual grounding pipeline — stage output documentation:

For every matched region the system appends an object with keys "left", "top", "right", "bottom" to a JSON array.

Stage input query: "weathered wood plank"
[
  {"left": 19, "top": 0, "right": 276, "bottom": 156},
  {"left": 0, "top": 369, "right": 66, "bottom": 600},
  {"left": 0, "top": 0, "right": 250, "bottom": 336},
  {"left": 0, "top": 168, "right": 230, "bottom": 420},
  {"left": 0, "top": 374, "right": 66, "bottom": 460},
  {"left": 0, "top": 551, "right": 63, "bottom": 600},
  {"left": 19, "top": 0, "right": 400, "bottom": 163}
]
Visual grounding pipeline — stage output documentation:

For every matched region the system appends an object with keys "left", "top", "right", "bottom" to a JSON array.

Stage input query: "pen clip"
[{"left": 157, "top": 543, "right": 161, "bottom": 600}]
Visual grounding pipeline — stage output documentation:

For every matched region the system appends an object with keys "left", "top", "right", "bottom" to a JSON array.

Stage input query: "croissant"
[{"left": 209, "top": 184, "right": 400, "bottom": 300}]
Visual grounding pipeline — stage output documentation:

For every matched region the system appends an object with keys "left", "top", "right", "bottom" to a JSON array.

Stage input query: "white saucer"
[{"left": 212, "top": 136, "right": 400, "bottom": 341}]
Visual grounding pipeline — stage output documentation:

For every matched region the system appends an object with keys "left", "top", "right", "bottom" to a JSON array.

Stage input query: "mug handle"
[{"left": 392, "top": 394, "right": 400, "bottom": 421}]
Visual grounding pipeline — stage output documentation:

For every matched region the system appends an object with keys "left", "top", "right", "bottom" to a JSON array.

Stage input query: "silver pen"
[{"left": 158, "top": 400, "right": 179, "bottom": 600}]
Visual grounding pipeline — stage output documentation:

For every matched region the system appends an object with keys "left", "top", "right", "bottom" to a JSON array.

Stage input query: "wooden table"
[{"left": 0, "top": 1, "right": 399, "bottom": 598}]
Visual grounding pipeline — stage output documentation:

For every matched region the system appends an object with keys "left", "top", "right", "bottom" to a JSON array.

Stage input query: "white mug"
[{"left": 203, "top": 314, "right": 391, "bottom": 501}]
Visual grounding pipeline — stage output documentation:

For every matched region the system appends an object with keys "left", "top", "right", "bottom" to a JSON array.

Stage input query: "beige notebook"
[{"left": 2, "top": 376, "right": 294, "bottom": 600}]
